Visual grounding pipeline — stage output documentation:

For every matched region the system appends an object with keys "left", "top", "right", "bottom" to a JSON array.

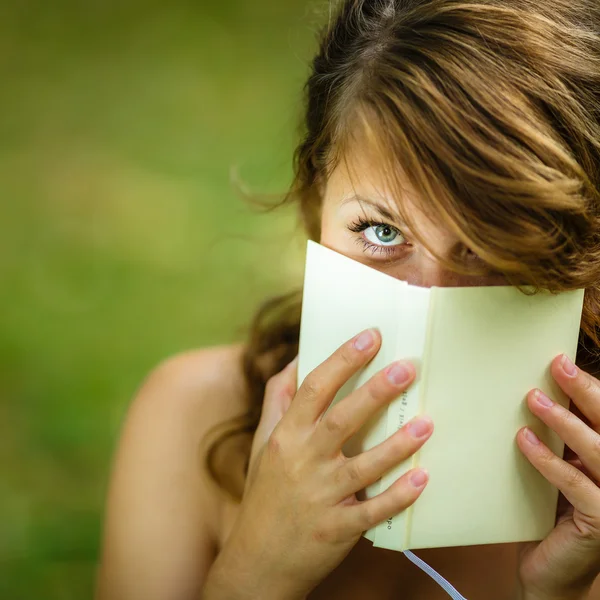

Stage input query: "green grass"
[{"left": 0, "top": 1, "right": 320, "bottom": 596}]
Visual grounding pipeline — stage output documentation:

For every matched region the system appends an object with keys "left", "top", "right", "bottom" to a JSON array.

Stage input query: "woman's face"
[{"left": 319, "top": 148, "right": 507, "bottom": 288}]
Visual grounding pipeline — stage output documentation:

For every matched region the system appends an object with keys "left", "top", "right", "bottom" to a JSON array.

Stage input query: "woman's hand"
[
  {"left": 516, "top": 354, "right": 600, "bottom": 600},
  {"left": 203, "top": 328, "right": 433, "bottom": 600}
]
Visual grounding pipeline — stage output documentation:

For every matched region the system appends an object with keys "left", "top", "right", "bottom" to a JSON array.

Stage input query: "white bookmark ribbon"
[{"left": 403, "top": 551, "right": 468, "bottom": 599}]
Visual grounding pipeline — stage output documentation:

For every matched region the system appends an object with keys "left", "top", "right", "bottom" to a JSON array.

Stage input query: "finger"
[
  {"left": 566, "top": 456, "right": 600, "bottom": 486},
  {"left": 312, "top": 359, "right": 416, "bottom": 456},
  {"left": 333, "top": 415, "right": 433, "bottom": 499},
  {"left": 291, "top": 328, "right": 382, "bottom": 425},
  {"left": 526, "top": 388, "right": 600, "bottom": 483},
  {"left": 249, "top": 355, "right": 299, "bottom": 476},
  {"left": 338, "top": 467, "right": 429, "bottom": 534},
  {"left": 551, "top": 354, "right": 600, "bottom": 430},
  {"left": 517, "top": 426, "right": 600, "bottom": 518},
  {"left": 261, "top": 355, "right": 299, "bottom": 430}
]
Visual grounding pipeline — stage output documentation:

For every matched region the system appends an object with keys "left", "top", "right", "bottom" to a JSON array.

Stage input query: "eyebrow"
[{"left": 341, "top": 194, "right": 405, "bottom": 225}]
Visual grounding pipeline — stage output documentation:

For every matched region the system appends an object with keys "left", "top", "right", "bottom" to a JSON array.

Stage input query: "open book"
[{"left": 296, "top": 240, "right": 584, "bottom": 552}]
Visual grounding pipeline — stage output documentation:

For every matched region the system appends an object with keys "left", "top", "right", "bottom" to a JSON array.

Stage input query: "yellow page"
[
  {"left": 406, "top": 285, "right": 584, "bottom": 550},
  {"left": 296, "top": 241, "right": 584, "bottom": 551},
  {"left": 372, "top": 283, "right": 430, "bottom": 549},
  {"left": 297, "top": 241, "right": 419, "bottom": 544}
]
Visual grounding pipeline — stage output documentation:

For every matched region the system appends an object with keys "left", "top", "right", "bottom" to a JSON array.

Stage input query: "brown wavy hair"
[{"left": 204, "top": 0, "right": 600, "bottom": 499}]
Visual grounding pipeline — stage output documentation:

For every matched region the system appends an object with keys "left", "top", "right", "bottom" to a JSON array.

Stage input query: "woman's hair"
[{"left": 204, "top": 0, "right": 600, "bottom": 499}]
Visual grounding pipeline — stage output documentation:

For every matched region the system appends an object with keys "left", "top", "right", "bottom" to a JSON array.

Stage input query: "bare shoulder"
[
  {"left": 96, "top": 343, "right": 249, "bottom": 600},
  {"left": 128, "top": 342, "right": 252, "bottom": 524},
  {"left": 132, "top": 342, "right": 253, "bottom": 505},
  {"left": 135, "top": 343, "right": 249, "bottom": 425}
]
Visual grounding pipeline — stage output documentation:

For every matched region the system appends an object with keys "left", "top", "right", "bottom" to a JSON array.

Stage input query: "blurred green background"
[{"left": 0, "top": 1, "right": 318, "bottom": 597}]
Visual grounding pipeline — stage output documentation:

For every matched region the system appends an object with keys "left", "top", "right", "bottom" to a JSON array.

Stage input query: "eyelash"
[
  {"left": 347, "top": 215, "right": 490, "bottom": 273},
  {"left": 347, "top": 216, "right": 408, "bottom": 257}
]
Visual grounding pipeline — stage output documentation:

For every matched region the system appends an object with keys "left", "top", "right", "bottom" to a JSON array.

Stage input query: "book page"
[
  {"left": 407, "top": 285, "right": 584, "bottom": 550},
  {"left": 297, "top": 241, "right": 427, "bottom": 544}
]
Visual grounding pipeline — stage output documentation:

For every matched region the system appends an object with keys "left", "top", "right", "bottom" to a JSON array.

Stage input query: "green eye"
[{"left": 365, "top": 224, "right": 405, "bottom": 246}]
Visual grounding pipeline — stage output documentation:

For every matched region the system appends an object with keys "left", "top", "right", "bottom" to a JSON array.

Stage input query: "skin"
[
  {"left": 319, "top": 152, "right": 508, "bottom": 288},
  {"left": 96, "top": 148, "right": 600, "bottom": 600}
]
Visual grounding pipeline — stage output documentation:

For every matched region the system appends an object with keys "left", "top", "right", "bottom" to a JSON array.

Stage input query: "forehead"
[
  {"left": 324, "top": 143, "right": 407, "bottom": 208},
  {"left": 323, "top": 143, "right": 454, "bottom": 238}
]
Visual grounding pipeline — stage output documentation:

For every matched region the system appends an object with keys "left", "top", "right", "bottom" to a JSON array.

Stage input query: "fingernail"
[
  {"left": 385, "top": 361, "right": 413, "bottom": 385},
  {"left": 534, "top": 389, "right": 554, "bottom": 408},
  {"left": 524, "top": 427, "right": 540, "bottom": 445},
  {"left": 560, "top": 354, "right": 577, "bottom": 377},
  {"left": 407, "top": 417, "right": 433, "bottom": 439},
  {"left": 354, "top": 328, "right": 376, "bottom": 351},
  {"left": 288, "top": 355, "right": 299, "bottom": 368},
  {"left": 410, "top": 469, "right": 428, "bottom": 487}
]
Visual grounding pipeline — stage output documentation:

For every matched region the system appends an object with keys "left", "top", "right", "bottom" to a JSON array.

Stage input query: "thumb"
[
  {"left": 245, "top": 355, "right": 298, "bottom": 488},
  {"left": 259, "top": 355, "right": 299, "bottom": 436}
]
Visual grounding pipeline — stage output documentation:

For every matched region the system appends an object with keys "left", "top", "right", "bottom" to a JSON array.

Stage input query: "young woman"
[{"left": 96, "top": 1, "right": 600, "bottom": 598}]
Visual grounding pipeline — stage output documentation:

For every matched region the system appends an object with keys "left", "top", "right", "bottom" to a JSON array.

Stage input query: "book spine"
[
  {"left": 372, "top": 285, "right": 431, "bottom": 551},
  {"left": 403, "top": 287, "right": 437, "bottom": 550}
]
